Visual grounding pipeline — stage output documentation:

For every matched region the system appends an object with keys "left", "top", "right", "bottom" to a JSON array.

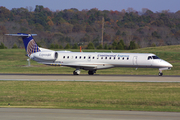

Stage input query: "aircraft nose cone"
[
  {"left": 169, "top": 63, "right": 173, "bottom": 68},
  {"left": 160, "top": 60, "right": 173, "bottom": 68},
  {"left": 165, "top": 61, "right": 173, "bottom": 68}
]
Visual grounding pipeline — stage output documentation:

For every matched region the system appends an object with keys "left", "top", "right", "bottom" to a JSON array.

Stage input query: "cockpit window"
[
  {"left": 148, "top": 56, "right": 160, "bottom": 60},
  {"left": 152, "top": 56, "right": 160, "bottom": 59},
  {"left": 147, "top": 56, "right": 152, "bottom": 60}
]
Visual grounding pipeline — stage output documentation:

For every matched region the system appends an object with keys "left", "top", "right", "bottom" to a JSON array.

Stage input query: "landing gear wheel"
[
  {"left": 88, "top": 70, "right": 95, "bottom": 75},
  {"left": 73, "top": 71, "right": 77, "bottom": 75},
  {"left": 73, "top": 70, "right": 80, "bottom": 75},
  {"left": 158, "top": 72, "right": 163, "bottom": 76}
]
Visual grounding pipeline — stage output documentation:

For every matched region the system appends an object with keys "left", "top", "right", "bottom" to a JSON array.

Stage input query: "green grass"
[
  {"left": 0, "top": 81, "right": 180, "bottom": 112},
  {"left": 0, "top": 46, "right": 180, "bottom": 112},
  {"left": 0, "top": 45, "right": 180, "bottom": 75}
]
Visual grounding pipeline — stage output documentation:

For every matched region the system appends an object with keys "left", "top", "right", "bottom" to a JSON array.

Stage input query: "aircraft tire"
[
  {"left": 88, "top": 70, "right": 94, "bottom": 75},
  {"left": 73, "top": 71, "right": 79, "bottom": 75},
  {"left": 158, "top": 72, "right": 163, "bottom": 76}
]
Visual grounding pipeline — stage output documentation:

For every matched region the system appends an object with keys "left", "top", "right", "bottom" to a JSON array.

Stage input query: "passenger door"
[{"left": 133, "top": 56, "right": 138, "bottom": 65}]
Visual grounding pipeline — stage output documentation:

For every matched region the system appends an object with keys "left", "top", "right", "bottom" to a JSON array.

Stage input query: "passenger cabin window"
[
  {"left": 79, "top": 56, "right": 81, "bottom": 59},
  {"left": 118, "top": 57, "right": 120, "bottom": 60},
  {"left": 109, "top": 57, "right": 111, "bottom": 59},
  {"left": 93, "top": 57, "right": 95, "bottom": 59},
  {"left": 63, "top": 56, "right": 65, "bottom": 59},
  {"left": 127, "top": 57, "right": 129, "bottom": 60},
  {"left": 105, "top": 57, "right": 107, "bottom": 59},
  {"left": 67, "top": 56, "right": 69, "bottom": 59},
  {"left": 75, "top": 56, "right": 77, "bottom": 59},
  {"left": 114, "top": 57, "right": 116, "bottom": 60},
  {"left": 84, "top": 56, "right": 86, "bottom": 59}
]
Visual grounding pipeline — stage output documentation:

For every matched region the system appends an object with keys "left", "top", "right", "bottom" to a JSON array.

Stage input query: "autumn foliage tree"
[{"left": 0, "top": 6, "right": 180, "bottom": 49}]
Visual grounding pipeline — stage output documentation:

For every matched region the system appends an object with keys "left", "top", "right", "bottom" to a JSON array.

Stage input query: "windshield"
[{"left": 152, "top": 56, "right": 160, "bottom": 59}]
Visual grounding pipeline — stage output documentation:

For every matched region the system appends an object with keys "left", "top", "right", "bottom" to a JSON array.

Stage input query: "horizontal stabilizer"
[{"left": 5, "top": 33, "right": 37, "bottom": 37}]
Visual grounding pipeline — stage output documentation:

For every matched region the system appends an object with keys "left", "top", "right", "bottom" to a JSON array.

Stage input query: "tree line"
[{"left": 0, "top": 5, "right": 180, "bottom": 49}]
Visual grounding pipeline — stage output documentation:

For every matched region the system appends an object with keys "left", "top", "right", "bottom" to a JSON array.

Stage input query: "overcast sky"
[{"left": 0, "top": 0, "right": 179, "bottom": 13}]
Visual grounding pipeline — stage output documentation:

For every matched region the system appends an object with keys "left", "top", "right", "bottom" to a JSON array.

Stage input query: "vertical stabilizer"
[{"left": 5, "top": 33, "right": 40, "bottom": 56}]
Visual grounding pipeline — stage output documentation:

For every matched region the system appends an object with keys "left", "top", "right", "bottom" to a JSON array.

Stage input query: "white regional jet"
[{"left": 6, "top": 33, "right": 173, "bottom": 76}]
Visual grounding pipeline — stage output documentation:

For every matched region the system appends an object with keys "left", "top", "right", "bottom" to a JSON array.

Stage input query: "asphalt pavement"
[{"left": 1, "top": 108, "right": 180, "bottom": 120}]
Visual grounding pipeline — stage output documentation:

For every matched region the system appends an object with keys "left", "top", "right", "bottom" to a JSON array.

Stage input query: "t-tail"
[{"left": 5, "top": 33, "right": 41, "bottom": 56}]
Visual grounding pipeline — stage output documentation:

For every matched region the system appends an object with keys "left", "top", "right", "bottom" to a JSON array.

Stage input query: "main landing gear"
[
  {"left": 158, "top": 72, "right": 163, "bottom": 76},
  {"left": 88, "top": 70, "right": 96, "bottom": 75},
  {"left": 73, "top": 69, "right": 80, "bottom": 75},
  {"left": 73, "top": 69, "right": 96, "bottom": 75}
]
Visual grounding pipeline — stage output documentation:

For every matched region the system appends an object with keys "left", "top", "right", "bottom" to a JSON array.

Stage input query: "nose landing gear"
[{"left": 158, "top": 67, "right": 171, "bottom": 76}]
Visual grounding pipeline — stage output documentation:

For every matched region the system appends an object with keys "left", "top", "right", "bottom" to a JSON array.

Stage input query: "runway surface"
[
  {"left": 1, "top": 108, "right": 180, "bottom": 120},
  {"left": 1, "top": 74, "right": 180, "bottom": 119},
  {"left": 0, "top": 73, "right": 180, "bottom": 82}
]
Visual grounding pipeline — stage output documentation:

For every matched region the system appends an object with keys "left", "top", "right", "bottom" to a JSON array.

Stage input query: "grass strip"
[{"left": 0, "top": 81, "right": 180, "bottom": 112}]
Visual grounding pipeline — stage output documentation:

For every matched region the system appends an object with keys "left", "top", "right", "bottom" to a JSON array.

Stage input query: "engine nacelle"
[{"left": 30, "top": 51, "right": 58, "bottom": 62}]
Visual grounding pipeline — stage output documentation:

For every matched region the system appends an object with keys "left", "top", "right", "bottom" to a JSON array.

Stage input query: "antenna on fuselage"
[{"left": 80, "top": 46, "right": 82, "bottom": 52}]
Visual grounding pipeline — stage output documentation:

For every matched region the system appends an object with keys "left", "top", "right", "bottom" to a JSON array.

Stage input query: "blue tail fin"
[
  {"left": 20, "top": 33, "right": 41, "bottom": 56},
  {"left": 6, "top": 33, "right": 41, "bottom": 56}
]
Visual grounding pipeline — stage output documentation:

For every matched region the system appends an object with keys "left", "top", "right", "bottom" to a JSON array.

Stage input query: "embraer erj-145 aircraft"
[{"left": 6, "top": 33, "right": 173, "bottom": 76}]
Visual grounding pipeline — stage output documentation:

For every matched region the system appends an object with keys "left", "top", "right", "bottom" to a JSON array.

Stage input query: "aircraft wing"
[
  {"left": 42, "top": 62, "right": 97, "bottom": 70},
  {"left": 42, "top": 62, "right": 114, "bottom": 70},
  {"left": 61, "top": 63, "right": 97, "bottom": 69}
]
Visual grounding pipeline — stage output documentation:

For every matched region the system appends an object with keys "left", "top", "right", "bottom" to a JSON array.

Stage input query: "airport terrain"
[
  {"left": 0, "top": 74, "right": 180, "bottom": 112},
  {"left": 0, "top": 46, "right": 180, "bottom": 113}
]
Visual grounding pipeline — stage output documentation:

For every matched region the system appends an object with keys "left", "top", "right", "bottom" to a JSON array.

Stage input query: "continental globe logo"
[{"left": 27, "top": 39, "right": 40, "bottom": 56}]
